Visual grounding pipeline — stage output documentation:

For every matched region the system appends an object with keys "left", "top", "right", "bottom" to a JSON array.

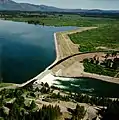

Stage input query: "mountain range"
[{"left": 0, "top": 0, "right": 119, "bottom": 13}]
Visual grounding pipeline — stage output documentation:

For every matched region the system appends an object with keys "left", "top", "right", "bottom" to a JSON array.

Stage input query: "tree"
[
  {"left": 29, "top": 92, "right": 36, "bottom": 98},
  {"left": 15, "top": 96, "right": 25, "bottom": 108},
  {"left": 83, "top": 58, "right": 89, "bottom": 63},
  {"left": 35, "top": 87, "right": 40, "bottom": 92},
  {"left": 112, "top": 58, "right": 119, "bottom": 70},
  {"left": 96, "top": 60, "right": 99, "bottom": 65},
  {"left": 90, "top": 58, "right": 94, "bottom": 64},
  {"left": 101, "top": 101, "right": 119, "bottom": 120},
  {"left": 105, "top": 53, "right": 110, "bottom": 58},
  {"left": 41, "top": 82, "right": 44, "bottom": 86},
  {"left": 44, "top": 82, "right": 49, "bottom": 88},
  {"left": 0, "top": 107, "right": 5, "bottom": 119},
  {"left": 72, "top": 104, "right": 86, "bottom": 120},
  {"left": 112, "top": 51, "right": 117, "bottom": 57},
  {"left": 14, "top": 89, "right": 23, "bottom": 98},
  {"left": 30, "top": 101, "right": 36, "bottom": 110},
  {"left": 9, "top": 102, "right": 20, "bottom": 120},
  {"left": 112, "top": 62, "right": 118, "bottom": 70},
  {"left": 0, "top": 96, "right": 4, "bottom": 107},
  {"left": 40, "top": 86, "right": 47, "bottom": 93},
  {"left": 104, "top": 59, "right": 112, "bottom": 68}
]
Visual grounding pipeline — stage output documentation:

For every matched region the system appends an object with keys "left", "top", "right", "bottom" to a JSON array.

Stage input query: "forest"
[{"left": 0, "top": 81, "right": 119, "bottom": 120}]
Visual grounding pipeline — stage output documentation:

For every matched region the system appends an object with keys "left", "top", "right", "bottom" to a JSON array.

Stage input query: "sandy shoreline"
[{"left": 46, "top": 27, "right": 91, "bottom": 69}]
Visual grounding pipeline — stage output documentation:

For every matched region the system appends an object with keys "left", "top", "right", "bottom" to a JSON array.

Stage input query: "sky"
[{"left": 14, "top": 0, "right": 119, "bottom": 10}]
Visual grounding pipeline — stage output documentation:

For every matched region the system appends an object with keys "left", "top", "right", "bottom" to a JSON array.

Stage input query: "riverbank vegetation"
[
  {"left": 39, "top": 85, "right": 119, "bottom": 120},
  {"left": 69, "top": 24, "right": 119, "bottom": 52},
  {"left": 47, "top": 91, "right": 113, "bottom": 106},
  {"left": 0, "top": 82, "right": 119, "bottom": 120},
  {"left": 83, "top": 53, "right": 119, "bottom": 77},
  {"left": 43, "top": 85, "right": 119, "bottom": 120},
  {"left": 1, "top": 12, "right": 118, "bottom": 27}
]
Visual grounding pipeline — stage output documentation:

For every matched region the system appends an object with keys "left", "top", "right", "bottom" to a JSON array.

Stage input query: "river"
[{"left": 55, "top": 77, "right": 119, "bottom": 98}]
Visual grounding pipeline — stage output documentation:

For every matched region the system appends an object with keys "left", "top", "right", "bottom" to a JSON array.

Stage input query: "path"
[{"left": 55, "top": 27, "right": 97, "bottom": 60}]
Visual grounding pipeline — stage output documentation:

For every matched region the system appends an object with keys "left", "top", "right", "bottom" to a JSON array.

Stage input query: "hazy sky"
[{"left": 14, "top": 0, "right": 119, "bottom": 10}]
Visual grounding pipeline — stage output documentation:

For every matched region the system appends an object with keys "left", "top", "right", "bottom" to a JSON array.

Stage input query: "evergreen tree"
[
  {"left": 44, "top": 82, "right": 49, "bottom": 88},
  {"left": 30, "top": 101, "right": 36, "bottom": 110},
  {"left": 72, "top": 104, "right": 86, "bottom": 120}
]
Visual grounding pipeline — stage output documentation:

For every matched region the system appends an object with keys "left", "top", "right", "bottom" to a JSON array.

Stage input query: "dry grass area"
[
  {"left": 36, "top": 98, "right": 98, "bottom": 120},
  {"left": 55, "top": 27, "right": 97, "bottom": 60},
  {"left": 52, "top": 27, "right": 97, "bottom": 75},
  {"left": 52, "top": 52, "right": 104, "bottom": 75}
]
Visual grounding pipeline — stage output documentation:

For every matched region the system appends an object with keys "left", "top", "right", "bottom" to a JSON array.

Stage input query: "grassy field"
[
  {"left": 4, "top": 14, "right": 118, "bottom": 27},
  {"left": 69, "top": 24, "right": 119, "bottom": 52},
  {"left": 0, "top": 83, "right": 14, "bottom": 88}
]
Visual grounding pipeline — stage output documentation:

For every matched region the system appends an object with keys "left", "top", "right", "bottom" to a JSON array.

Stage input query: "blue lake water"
[{"left": 0, "top": 20, "right": 77, "bottom": 83}]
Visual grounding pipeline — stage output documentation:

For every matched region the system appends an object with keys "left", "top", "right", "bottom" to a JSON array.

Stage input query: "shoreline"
[
  {"left": 56, "top": 74, "right": 119, "bottom": 85},
  {"left": 1, "top": 26, "right": 119, "bottom": 88},
  {"left": 46, "top": 33, "right": 59, "bottom": 70}
]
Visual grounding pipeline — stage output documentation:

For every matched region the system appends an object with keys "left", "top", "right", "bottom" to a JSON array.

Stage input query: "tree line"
[{"left": 0, "top": 88, "right": 61, "bottom": 120}]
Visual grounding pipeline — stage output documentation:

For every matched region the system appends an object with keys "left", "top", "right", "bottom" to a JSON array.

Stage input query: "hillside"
[{"left": 0, "top": 0, "right": 119, "bottom": 13}]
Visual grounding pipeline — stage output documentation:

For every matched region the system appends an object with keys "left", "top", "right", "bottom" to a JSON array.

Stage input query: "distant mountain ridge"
[{"left": 0, "top": 0, "right": 119, "bottom": 13}]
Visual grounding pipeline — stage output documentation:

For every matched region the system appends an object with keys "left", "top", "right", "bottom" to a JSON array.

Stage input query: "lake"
[{"left": 0, "top": 20, "right": 77, "bottom": 83}]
